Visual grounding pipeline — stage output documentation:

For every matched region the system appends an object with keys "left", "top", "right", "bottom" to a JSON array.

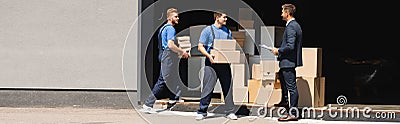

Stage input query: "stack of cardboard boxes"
[
  {"left": 237, "top": 8, "right": 256, "bottom": 55},
  {"left": 247, "top": 48, "right": 325, "bottom": 108},
  {"left": 231, "top": 31, "right": 245, "bottom": 49},
  {"left": 210, "top": 39, "right": 249, "bottom": 103},
  {"left": 295, "top": 48, "right": 325, "bottom": 107},
  {"left": 210, "top": 39, "right": 240, "bottom": 64},
  {"left": 247, "top": 60, "right": 277, "bottom": 105},
  {"left": 176, "top": 36, "right": 191, "bottom": 52},
  {"left": 238, "top": 8, "right": 254, "bottom": 30}
]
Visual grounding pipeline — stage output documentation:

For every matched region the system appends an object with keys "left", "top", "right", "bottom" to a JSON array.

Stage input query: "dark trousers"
[
  {"left": 197, "top": 63, "right": 235, "bottom": 115},
  {"left": 144, "top": 50, "right": 181, "bottom": 107},
  {"left": 279, "top": 68, "right": 299, "bottom": 116}
]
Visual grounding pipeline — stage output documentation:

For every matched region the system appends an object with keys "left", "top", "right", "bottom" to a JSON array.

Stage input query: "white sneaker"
[
  {"left": 226, "top": 113, "right": 238, "bottom": 120},
  {"left": 142, "top": 104, "right": 156, "bottom": 114},
  {"left": 195, "top": 113, "right": 206, "bottom": 120}
]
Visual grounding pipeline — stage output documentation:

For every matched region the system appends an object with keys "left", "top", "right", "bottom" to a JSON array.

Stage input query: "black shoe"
[
  {"left": 273, "top": 102, "right": 289, "bottom": 108},
  {"left": 166, "top": 102, "right": 177, "bottom": 109}
]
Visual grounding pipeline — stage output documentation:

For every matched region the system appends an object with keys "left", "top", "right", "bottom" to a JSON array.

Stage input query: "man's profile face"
[
  {"left": 169, "top": 12, "right": 179, "bottom": 25},
  {"left": 216, "top": 14, "right": 227, "bottom": 25},
  {"left": 281, "top": 9, "right": 289, "bottom": 21}
]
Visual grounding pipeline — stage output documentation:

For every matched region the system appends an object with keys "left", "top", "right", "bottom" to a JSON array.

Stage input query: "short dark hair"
[
  {"left": 213, "top": 9, "right": 226, "bottom": 19},
  {"left": 282, "top": 4, "right": 296, "bottom": 16}
]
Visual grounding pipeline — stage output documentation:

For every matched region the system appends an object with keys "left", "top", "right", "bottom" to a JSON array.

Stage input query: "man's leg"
[
  {"left": 276, "top": 69, "right": 289, "bottom": 107},
  {"left": 144, "top": 70, "right": 167, "bottom": 108},
  {"left": 162, "top": 51, "right": 183, "bottom": 108},
  {"left": 215, "top": 64, "right": 235, "bottom": 114},
  {"left": 144, "top": 51, "right": 166, "bottom": 107},
  {"left": 281, "top": 68, "right": 298, "bottom": 117},
  {"left": 197, "top": 66, "right": 217, "bottom": 115}
]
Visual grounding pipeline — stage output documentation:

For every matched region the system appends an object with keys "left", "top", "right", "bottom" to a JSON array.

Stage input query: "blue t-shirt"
[
  {"left": 199, "top": 24, "right": 232, "bottom": 53},
  {"left": 160, "top": 24, "right": 176, "bottom": 51}
]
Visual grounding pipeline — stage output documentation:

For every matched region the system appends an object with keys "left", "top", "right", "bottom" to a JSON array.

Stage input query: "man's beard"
[{"left": 173, "top": 20, "right": 179, "bottom": 25}]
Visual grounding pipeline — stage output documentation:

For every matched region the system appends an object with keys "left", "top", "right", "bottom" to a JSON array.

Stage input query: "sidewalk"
[
  {"left": 0, "top": 90, "right": 398, "bottom": 123},
  {"left": 0, "top": 107, "right": 147, "bottom": 124},
  {"left": 1, "top": 106, "right": 398, "bottom": 124}
]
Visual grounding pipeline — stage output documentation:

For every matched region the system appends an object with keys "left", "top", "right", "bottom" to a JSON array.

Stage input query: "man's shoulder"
[
  {"left": 203, "top": 25, "right": 212, "bottom": 30},
  {"left": 201, "top": 25, "right": 212, "bottom": 33},
  {"left": 287, "top": 22, "right": 301, "bottom": 30},
  {"left": 164, "top": 25, "right": 175, "bottom": 30},
  {"left": 162, "top": 26, "right": 175, "bottom": 34},
  {"left": 159, "top": 25, "right": 172, "bottom": 32},
  {"left": 289, "top": 20, "right": 301, "bottom": 27}
]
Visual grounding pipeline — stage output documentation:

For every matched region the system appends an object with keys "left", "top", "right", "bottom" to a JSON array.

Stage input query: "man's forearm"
[
  {"left": 168, "top": 40, "right": 185, "bottom": 54},
  {"left": 198, "top": 43, "right": 211, "bottom": 58}
]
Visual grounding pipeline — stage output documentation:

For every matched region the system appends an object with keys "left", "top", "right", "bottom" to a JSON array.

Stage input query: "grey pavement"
[
  {"left": 0, "top": 107, "right": 145, "bottom": 124},
  {"left": 0, "top": 107, "right": 399, "bottom": 124},
  {"left": 0, "top": 90, "right": 398, "bottom": 124}
]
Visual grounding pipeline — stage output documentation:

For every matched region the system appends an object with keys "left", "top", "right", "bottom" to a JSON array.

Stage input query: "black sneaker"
[{"left": 166, "top": 101, "right": 177, "bottom": 110}]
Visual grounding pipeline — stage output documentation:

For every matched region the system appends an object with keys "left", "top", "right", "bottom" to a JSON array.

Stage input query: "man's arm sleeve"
[
  {"left": 166, "top": 27, "right": 176, "bottom": 41},
  {"left": 199, "top": 27, "right": 210, "bottom": 44}
]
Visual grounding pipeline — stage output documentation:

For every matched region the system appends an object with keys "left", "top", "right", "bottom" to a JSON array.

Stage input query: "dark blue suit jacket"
[{"left": 277, "top": 20, "right": 303, "bottom": 68}]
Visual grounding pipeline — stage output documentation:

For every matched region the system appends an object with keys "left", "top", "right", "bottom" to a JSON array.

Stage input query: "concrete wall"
[{"left": 0, "top": 0, "right": 139, "bottom": 90}]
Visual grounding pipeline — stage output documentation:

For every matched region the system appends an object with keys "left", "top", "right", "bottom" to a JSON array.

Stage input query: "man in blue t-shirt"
[
  {"left": 142, "top": 8, "right": 190, "bottom": 114},
  {"left": 195, "top": 10, "right": 238, "bottom": 120}
]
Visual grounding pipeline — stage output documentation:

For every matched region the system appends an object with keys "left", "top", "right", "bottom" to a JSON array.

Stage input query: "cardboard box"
[
  {"left": 260, "top": 60, "right": 276, "bottom": 80},
  {"left": 232, "top": 64, "right": 246, "bottom": 88},
  {"left": 232, "top": 31, "right": 246, "bottom": 39},
  {"left": 252, "top": 61, "right": 278, "bottom": 80},
  {"left": 248, "top": 79, "right": 261, "bottom": 103},
  {"left": 274, "top": 72, "right": 281, "bottom": 89},
  {"left": 260, "top": 26, "right": 284, "bottom": 47},
  {"left": 296, "top": 76, "right": 325, "bottom": 107},
  {"left": 239, "top": 8, "right": 253, "bottom": 20},
  {"left": 210, "top": 49, "right": 240, "bottom": 63},
  {"left": 314, "top": 77, "right": 325, "bottom": 107},
  {"left": 242, "top": 29, "right": 255, "bottom": 55},
  {"left": 182, "top": 48, "right": 191, "bottom": 52},
  {"left": 251, "top": 64, "right": 262, "bottom": 79},
  {"left": 296, "top": 48, "right": 323, "bottom": 77},
  {"left": 214, "top": 63, "right": 248, "bottom": 93},
  {"left": 248, "top": 79, "right": 274, "bottom": 104},
  {"left": 178, "top": 43, "right": 191, "bottom": 48},
  {"left": 233, "top": 87, "right": 249, "bottom": 103},
  {"left": 268, "top": 89, "right": 282, "bottom": 107},
  {"left": 177, "top": 36, "right": 190, "bottom": 41},
  {"left": 236, "top": 38, "right": 245, "bottom": 49},
  {"left": 248, "top": 55, "right": 260, "bottom": 80},
  {"left": 178, "top": 40, "right": 191, "bottom": 44},
  {"left": 239, "top": 20, "right": 254, "bottom": 29},
  {"left": 213, "top": 39, "right": 237, "bottom": 51},
  {"left": 260, "top": 26, "right": 284, "bottom": 60},
  {"left": 239, "top": 53, "right": 248, "bottom": 64}
]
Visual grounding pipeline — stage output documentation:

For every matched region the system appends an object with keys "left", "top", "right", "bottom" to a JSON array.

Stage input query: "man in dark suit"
[{"left": 271, "top": 3, "right": 303, "bottom": 121}]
